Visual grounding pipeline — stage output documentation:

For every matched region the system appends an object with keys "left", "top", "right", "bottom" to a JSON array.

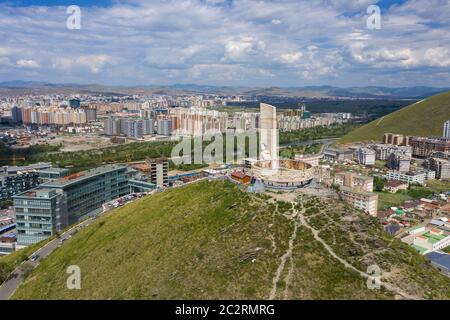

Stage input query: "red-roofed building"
[
  {"left": 230, "top": 171, "right": 251, "bottom": 184},
  {"left": 384, "top": 180, "right": 408, "bottom": 193}
]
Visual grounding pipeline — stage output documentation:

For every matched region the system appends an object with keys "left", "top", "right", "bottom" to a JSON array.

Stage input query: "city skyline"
[{"left": 0, "top": 0, "right": 449, "bottom": 87}]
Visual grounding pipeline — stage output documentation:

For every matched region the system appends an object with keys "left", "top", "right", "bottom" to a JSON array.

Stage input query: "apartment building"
[
  {"left": 157, "top": 118, "right": 173, "bottom": 136},
  {"left": 444, "top": 121, "right": 450, "bottom": 139},
  {"left": 340, "top": 186, "right": 378, "bottom": 216},
  {"left": 0, "top": 163, "right": 53, "bottom": 200},
  {"left": 146, "top": 157, "right": 169, "bottom": 188},
  {"left": 369, "top": 144, "right": 412, "bottom": 161},
  {"left": 383, "top": 133, "right": 409, "bottom": 146},
  {"left": 385, "top": 170, "right": 435, "bottom": 185},
  {"left": 170, "top": 108, "right": 227, "bottom": 136},
  {"left": 387, "top": 153, "right": 411, "bottom": 172},
  {"left": 334, "top": 172, "right": 374, "bottom": 192},
  {"left": 425, "top": 157, "right": 450, "bottom": 180},
  {"left": 409, "top": 137, "right": 450, "bottom": 158},
  {"left": 355, "top": 147, "right": 375, "bottom": 165}
]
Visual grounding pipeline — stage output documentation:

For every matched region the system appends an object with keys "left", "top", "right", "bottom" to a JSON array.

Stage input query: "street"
[{"left": 0, "top": 217, "right": 92, "bottom": 300}]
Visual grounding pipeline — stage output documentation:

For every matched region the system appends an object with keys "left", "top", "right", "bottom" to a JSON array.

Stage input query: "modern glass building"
[
  {"left": 14, "top": 188, "right": 68, "bottom": 246},
  {"left": 13, "top": 165, "right": 129, "bottom": 245},
  {"left": 41, "top": 165, "right": 129, "bottom": 224}
]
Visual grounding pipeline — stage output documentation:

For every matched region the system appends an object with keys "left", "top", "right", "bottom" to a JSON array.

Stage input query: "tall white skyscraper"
[
  {"left": 444, "top": 121, "right": 450, "bottom": 138},
  {"left": 259, "top": 103, "right": 279, "bottom": 169}
]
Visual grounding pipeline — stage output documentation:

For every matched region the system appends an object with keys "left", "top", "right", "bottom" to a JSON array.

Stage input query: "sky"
[{"left": 0, "top": 0, "right": 449, "bottom": 87}]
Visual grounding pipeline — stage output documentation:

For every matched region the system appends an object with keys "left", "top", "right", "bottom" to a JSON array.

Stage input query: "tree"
[
  {"left": 374, "top": 176, "right": 386, "bottom": 192},
  {"left": 0, "top": 261, "right": 10, "bottom": 283}
]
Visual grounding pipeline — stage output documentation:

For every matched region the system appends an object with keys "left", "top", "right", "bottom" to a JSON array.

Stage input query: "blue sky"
[{"left": 0, "top": 0, "right": 449, "bottom": 87}]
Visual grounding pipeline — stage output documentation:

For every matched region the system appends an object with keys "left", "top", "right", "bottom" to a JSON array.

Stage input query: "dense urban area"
[{"left": 0, "top": 89, "right": 448, "bottom": 298}]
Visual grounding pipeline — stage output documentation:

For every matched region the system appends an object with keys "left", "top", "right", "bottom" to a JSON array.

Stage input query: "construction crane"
[{"left": 0, "top": 154, "right": 26, "bottom": 166}]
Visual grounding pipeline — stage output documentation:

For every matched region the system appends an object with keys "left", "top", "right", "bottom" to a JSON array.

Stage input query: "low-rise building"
[
  {"left": 413, "top": 228, "right": 450, "bottom": 253},
  {"left": 334, "top": 172, "right": 373, "bottom": 192},
  {"left": 384, "top": 170, "right": 434, "bottom": 185},
  {"left": 384, "top": 180, "right": 408, "bottom": 193},
  {"left": 323, "top": 147, "right": 353, "bottom": 162},
  {"left": 426, "top": 252, "right": 450, "bottom": 277},
  {"left": 294, "top": 154, "right": 322, "bottom": 167},
  {"left": 339, "top": 186, "right": 378, "bottom": 216},
  {"left": 230, "top": 171, "right": 251, "bottom": 184}
]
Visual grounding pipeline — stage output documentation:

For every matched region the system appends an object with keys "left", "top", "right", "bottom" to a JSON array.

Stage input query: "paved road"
[
  {"left": 0, "top": 218, "right": 92, "bottom": 300},
  {"left": 280, "top": 138, "right": 339, "bottom": 149}
]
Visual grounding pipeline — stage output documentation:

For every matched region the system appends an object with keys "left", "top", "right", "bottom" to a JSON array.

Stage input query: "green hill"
[
  {"left": 341, "top": 90, "right": 450, "bottom": 143},
  {"left": 9, "top": 180, "right": 449, "bottom": 299}
]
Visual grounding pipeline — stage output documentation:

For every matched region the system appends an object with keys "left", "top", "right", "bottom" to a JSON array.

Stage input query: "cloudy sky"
[{"left": 0, "top": 0, "right": 449, "bottom": 87}]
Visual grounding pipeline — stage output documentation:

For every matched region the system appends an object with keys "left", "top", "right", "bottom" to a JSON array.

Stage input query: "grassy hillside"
[
  {"left": 341, "top": 90, "right": 450, "bottom": 143},
  {"left": 11, "top": 180, "right": 449, "bottom": 299}
]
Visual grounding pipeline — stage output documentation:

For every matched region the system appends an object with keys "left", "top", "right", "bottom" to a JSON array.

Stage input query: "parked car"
[{"left": 30, "top": 254, "right": 40, "bottom": 262}]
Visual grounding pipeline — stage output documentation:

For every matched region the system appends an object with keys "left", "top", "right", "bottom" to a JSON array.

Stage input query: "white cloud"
[
  {"left": 0, "top": 0, "right": 448, "bottom": 86},
  {"left": 222, "top": 37, "right": 265, "bottom": 62},
  {"left": 425, "top": 48, "right": 450, "bottom": 67},
  {"left": 16, "top": 59, "right": 40, "bottom": 69},
  {"left": 280, "top": 52, "right": 303, "bottom": 64},
  {"left": 52, "top": 55, "right": 116, "bottom": 73}
]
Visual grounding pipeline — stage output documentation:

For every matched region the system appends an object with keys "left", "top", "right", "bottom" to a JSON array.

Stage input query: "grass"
[
  {"left": 425, "top": 180, "right": 450, "bottom": 193},
  {"left": 376, "top": 192, "right": 413, "bottom": 211},
  {"left": 12, "top": 180, "right": 291, "bottom": 299},
  {"left": 0, "top": 238, "right": 53, "bottom": 284},
  {"left": 298, "top": 195, "right": 450, "bottom": 299},
  {"left": 376, "top": 192, "right": 413, "bottom": 210},
  {"left": 340, "top": 90, "right": 450, "bottom": 143},
  {"left": 10, "top": 181, "right": 449, "bottom": 299}
]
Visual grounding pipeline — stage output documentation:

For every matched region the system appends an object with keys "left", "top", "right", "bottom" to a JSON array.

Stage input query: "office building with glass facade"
[
  {"left": 13, "top": 165, "right": 129, "bottom": 245},
  {"left": 14, "top": 188, "right": 68, "bottom": 246},
  {"left": 41, "top": 165, "right": 129, "bottom": 224}
]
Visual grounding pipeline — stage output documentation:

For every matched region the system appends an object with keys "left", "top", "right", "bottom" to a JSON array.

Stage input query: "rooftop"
[
  {"left": 386, "top": 180, "right": 407, "bottom": 187},
  {"left": 421, "top": 231, "right": 448, "bottom": 244},
  {"left": 340, "top": 186, "right": 377, "bottom": 197},
  {"left": 36, "top": 167, "right": 69, "bottom": 174},
  {"left": 41, "top": 165, "right": 127, "bottom": 188},
  {"left": 426, "top": 252, "right": 450, "bottom": 270}
]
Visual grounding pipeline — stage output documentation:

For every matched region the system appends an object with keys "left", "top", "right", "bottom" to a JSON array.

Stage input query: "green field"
[
  {"left": 341, "top": 90, "right": 450, "bottom": 143},
  {"left": 376, "top": 192, "right": 413, "bottom": 211},
  {"left": 425, "top": 180, "right": 450, "bottom": 193},
  {"left": 9, "top": 180, "right": 449, "bottom": 299}
]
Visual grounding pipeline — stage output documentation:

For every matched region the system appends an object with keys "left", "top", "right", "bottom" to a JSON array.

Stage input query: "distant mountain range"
[{"left": 0, "top": 81, "right": 448, "bottom": 99}]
